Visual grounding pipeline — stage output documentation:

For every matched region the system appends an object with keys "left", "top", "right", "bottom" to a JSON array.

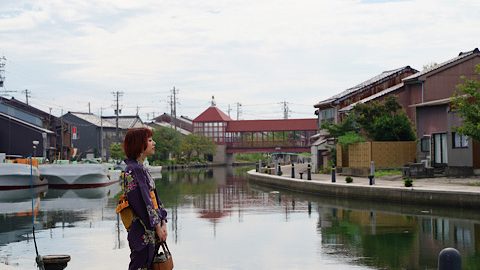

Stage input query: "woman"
[{"left": 123, "top": 127, "right": 167, "bottom": 270}]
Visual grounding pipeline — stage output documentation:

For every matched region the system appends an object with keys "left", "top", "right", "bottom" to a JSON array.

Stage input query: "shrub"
[
  {"left": 404, "top": 177, "right": 413, "bottom": 187},
  {"left": 345, "top": 176, "right": 353, "bottom": 183}
]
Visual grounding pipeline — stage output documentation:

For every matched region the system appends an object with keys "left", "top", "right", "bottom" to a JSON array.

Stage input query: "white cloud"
[{"left": 1, "top": 0, "right": 479, "bottom": 120}]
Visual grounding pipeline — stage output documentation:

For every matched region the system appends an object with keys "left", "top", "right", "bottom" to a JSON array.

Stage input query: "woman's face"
[{"left": 144, "top": 136, "right": 156, "bottom": 156}]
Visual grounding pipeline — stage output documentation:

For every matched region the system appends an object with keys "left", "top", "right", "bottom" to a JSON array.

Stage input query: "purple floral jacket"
[{"left": 123, "top": 159, "right": 167, "bottom": 251}]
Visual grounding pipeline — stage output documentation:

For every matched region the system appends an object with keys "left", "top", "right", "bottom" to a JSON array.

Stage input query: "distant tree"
[
  {"left": 151, "top": 126, "right": 182, "bottom": 162},
  {"left": 451, "top": 64, "right": 480, "bottom": 141},
  {"left": 180, "top": 134, "right": 216, "bottom": 161},
  {"left": 353, "top": 96, "right": 416, "bottom": 141},
  {"left": 422, "top": 62, "right": 439, "bottom": 71},
  {"left": 110, "top": 142, "right": 125, "bottom": 162},
  {"left": 337, "top": 131, "right": 366, "bottom": 147},
  {"left": 320, "top": 114, "right": 359, "bottom": 138}
]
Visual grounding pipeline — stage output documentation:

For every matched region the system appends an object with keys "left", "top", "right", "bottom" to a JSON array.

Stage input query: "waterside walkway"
[{"left": 247, "top": 165, "right": 480, "bottom": 209}]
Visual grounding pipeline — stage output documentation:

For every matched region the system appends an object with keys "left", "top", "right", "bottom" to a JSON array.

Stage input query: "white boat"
[
  {"left": 147, "top": 165, "right": 163, "bottom": 179},
  {"left": 39, "top": 163, "right": 118, "bottom": 188},
  {"left": 0, "top": 163, "right": 48, "bottom": 190}
]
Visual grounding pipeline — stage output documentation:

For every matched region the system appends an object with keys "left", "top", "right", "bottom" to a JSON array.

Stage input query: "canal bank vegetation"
[
  {"left": 151, "top": 127, "right": 216, "bottom": 166},
  {"left": 451, "top": 63, "right": 480, "bottom": 142},
  {"left": 321, "top": 96, "right": 417, "bottom": 173},
  {"left": 109, "top": 126, "right": 217, "bottom": 166},
  {"left": 322, "top": 96, "right": 416, "bottom": 146}
]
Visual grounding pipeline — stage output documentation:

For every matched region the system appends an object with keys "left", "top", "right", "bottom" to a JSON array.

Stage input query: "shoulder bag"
[{"left": 152, "top": 242, "right": 174, "bottom": 270}]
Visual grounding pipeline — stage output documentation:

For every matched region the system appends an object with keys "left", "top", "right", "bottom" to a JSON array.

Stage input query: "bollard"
[
  {"left": 331, "top": 166, "right": 336, "bottom": 183},
  {"left": 291, "top": 163, "right": 295, "bottom": 178},
  {"left": 368, "top": 175, "right": 374, "bottom": 185},
  {"left": 307, "top": 164, "right": 312, "bottom": 180},
  {"left": 438, "top": 248, "right": 461, "bottom": 270},
  {"left": 370, "top": 161, "right": 375, "bottom": 185},
  {"left": 277, "top": 164, "right": 282, "bottom": 176}
]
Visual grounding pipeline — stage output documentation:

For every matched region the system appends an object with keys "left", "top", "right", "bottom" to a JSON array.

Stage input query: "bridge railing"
[{"left": 226, "top": 140, "right": 309, "bottom": 148}]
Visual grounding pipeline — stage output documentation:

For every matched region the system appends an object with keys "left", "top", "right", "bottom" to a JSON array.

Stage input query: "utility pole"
[
  {"left": 88, "top": 102, "right": 91, "bottom": 114},
  {"left": 282, "top": 101, "right": 290, "bottom": 119},
  {"left": 60, "top": 108, "right": 64, "bottom": 160},
  {"left": 0, "top": 57, "right": 16, "bottom": 100},
  {"left": 236, "top": 102, "right": 242, "bottom": 120},
  {"left": 100, "top": 107, "right": 104, "bottom": 161},
  {"left": 22, "top": 89, "right": 31, "bottom": 105},
  {"left": 136, "top": 106, "right": 140, "bottom": 116},
  {"left": 112, "top": 91, "right": 124, "bottom": 142},
  {"left": 0, "top": 56, "right": 5, "bottom": 88},
  {"left": 227, "top": 104, "right": 231, "bottom": 117},
  {"left": 171, "top": 86, "right": 179, "bottom": 130}
]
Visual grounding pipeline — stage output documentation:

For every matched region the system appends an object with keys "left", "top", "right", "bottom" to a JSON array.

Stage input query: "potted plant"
[{"left": 404, "top": 177, "right": 413, "bottom": 187}]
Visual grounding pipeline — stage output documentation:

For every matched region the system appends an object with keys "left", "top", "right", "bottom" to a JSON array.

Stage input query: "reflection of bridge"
[{"left": 193, "top": 105, "right": 317, "bottom": 163}]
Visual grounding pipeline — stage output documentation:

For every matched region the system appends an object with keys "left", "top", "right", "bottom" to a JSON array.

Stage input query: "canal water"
[{"left": 1, "top": 166, "right": 480, "bottom": 270}]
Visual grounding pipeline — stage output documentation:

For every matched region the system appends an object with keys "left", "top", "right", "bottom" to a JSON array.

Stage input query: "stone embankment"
[{"left": 247, "top": 166, "right": 480, "bottom": 209}]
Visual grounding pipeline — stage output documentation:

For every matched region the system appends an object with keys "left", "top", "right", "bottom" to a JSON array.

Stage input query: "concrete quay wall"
[{"left": 247, "top": 170, "right": 480, "bottom": 209}]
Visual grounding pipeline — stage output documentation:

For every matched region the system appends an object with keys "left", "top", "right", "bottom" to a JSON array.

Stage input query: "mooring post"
[
  {"left": 307, "top": 163, "right": 312, "bottom": 180},
  {"left": 331, "top": 165, "right": 336, "bottom": 183},
  {"left": 369, "top": 160, "right": 375, "bottom": 185},
  {"left": 438, "top": 247, "right": 461, "bottom": 270},
  {"left": 291, "top": 163, "right": 295, "bottom": 178}
]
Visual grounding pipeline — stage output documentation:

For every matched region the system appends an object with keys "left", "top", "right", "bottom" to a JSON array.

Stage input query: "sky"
[{"left": 0, "top": 0, "right": 479, "bottom": 121}]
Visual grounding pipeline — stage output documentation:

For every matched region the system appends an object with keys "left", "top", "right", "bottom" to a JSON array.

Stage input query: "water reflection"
[{"left": 1, "top": 167, "right": 480, "bottom": 269}]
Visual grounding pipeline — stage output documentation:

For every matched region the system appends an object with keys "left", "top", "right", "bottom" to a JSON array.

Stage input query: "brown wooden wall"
[{"left": 338, "top": 141, "right": 416, "bottom": 169}]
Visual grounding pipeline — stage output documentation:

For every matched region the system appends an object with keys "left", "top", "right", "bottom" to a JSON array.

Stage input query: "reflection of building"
[
  {"left": 316, "top": 205, "right": 480, "bottom": 269},
  {"left": 192, "top": 168, "right": 311, "bottom": 229},
  {"left": 417, "top": 217, "right": 479, "bottom": 266}
]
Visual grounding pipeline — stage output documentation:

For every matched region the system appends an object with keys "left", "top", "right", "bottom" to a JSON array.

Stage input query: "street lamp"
[{"left": 32, "top": 140, "right": 39, "bottom": 158}]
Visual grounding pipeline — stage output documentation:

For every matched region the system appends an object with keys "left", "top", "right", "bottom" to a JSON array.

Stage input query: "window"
[
  {"left": 452, "top": 132, "right": 468, "bottom": 148},
  {"left": 420, "top": 137, "right": 430, "bottom": 152},
  {"left": 320, "top": 108, "right": 335, "bottom": 123}
]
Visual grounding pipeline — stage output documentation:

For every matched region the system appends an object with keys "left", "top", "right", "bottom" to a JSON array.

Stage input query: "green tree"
[
  {"left": 353, "top": 96, "right": 416, "bottom": 141},
  {"left": 110, "top": 142, "right": 125, "bottom": 161},
  {"left": 151, "top": 126, "right": 182, "bottom": 162},
  {"left": 451, "top": 64, "right": 480, "bottom": 141},
  {"left": 180, "top": 134, "right": 216, "bottom": 161},
  {"left": 320, "top": 114, "right": 359, "bottom": 138}
]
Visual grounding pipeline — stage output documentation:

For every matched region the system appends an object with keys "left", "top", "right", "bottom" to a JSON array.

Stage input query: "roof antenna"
[{"left": 211, "top": 95, "right": 216, "bottom": 106}]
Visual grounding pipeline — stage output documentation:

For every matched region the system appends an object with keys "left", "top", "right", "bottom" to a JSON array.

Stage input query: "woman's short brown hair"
[{"left": 123, "top": 128, "right": 153, "bottom": 160}]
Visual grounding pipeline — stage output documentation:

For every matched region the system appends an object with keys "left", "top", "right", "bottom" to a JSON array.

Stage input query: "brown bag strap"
[{"left": 160, "top": 242, "right": 171, "bottom": 257}]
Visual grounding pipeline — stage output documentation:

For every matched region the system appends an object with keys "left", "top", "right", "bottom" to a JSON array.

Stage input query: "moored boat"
[
  {"left": 39, "top": 162, "right": 119, "bottom": 189},
  {"left": 0, "top": 163, "right": 47, "bottom": 190},
  {"left": 147, "top": 165, "right": 163, "bottom": 179}
]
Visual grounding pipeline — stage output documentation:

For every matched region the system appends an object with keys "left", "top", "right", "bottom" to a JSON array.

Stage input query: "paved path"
[{"left": 278, "top": 164, "right": 480, "bottom": 194}]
